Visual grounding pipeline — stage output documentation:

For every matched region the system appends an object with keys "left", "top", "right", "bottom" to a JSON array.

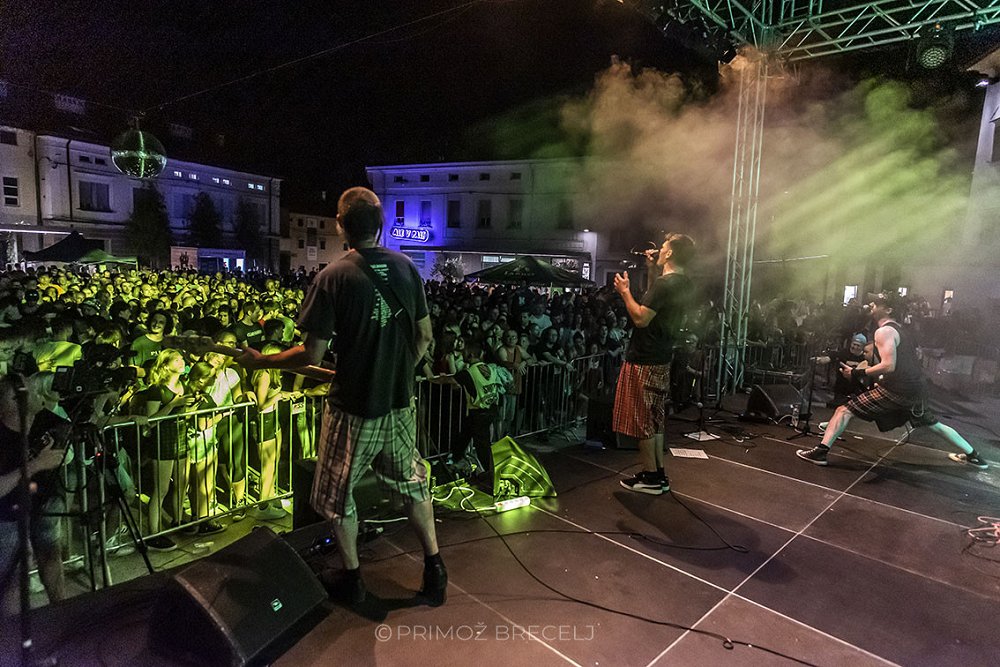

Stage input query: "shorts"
[
  {"left": 846, "top": 384, "right": 939, "bottom": 432},
  {"left": 258, "top": 409, "right": 278, "bottom": 442},
  {"left": 612, "top": 360, "right": 671, "bottom": 439},
  {"left": 311, "top": 401, "right": 429, "bottom": 521}
]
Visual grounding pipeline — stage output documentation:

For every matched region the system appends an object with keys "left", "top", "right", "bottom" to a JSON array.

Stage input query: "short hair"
[
  {"left": 665, "top": 233, "right": 696, "bottom": 268},
  {"left": 337, "top": 187, "right": 384, "bottom": 245}
]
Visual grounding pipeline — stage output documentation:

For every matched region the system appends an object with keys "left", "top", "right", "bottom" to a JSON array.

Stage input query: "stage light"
[{"left": 915, "top": 24, "right": 953, "bottom": 70}]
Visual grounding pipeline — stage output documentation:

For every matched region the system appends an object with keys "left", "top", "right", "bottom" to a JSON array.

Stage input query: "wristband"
[{"left": 851, "top": 367, "right": 867, "bottom": 381}]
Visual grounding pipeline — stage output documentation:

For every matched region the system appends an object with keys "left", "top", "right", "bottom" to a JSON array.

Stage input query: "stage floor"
[{"left": 9, "top": 394, "right": 1000, "bottom": 667}]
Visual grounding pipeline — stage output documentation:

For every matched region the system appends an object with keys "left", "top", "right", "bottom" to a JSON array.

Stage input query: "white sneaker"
[{"left": 818, "top": 421, "right": 829, "bottom": 433}]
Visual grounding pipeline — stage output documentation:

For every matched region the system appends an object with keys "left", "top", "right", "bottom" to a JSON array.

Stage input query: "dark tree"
[
  {"left": 234, "top": 198, "right": 264, "bottom": 267},
  {"left": 125, "top": 184, "right": 172, "bottom": 268},
  {"left": 187, "top": 192, "right": 223, "bottom": 248}
]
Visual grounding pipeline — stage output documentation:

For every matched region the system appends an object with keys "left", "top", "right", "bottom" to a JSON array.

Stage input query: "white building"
[
  {"left": 366, "top": 158, "right": 611, "bottom": 284},
  {"left": 0, "top": 124, "right": 281, "bottom": 267},
  {"left": 280, "top": 209, "right": 348, "bottom": 273}
]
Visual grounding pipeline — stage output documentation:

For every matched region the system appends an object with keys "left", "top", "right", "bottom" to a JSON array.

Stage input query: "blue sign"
[{"left": 389, "top": 227, "right": 431, "bottom": 243}]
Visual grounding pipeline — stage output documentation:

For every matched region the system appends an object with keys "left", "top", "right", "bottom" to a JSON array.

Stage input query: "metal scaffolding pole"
[{"left": 718, "top": 55, "right": 768, "bottom": 395}]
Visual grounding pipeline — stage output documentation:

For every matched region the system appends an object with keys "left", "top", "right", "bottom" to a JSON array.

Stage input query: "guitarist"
[
  {"left": 236, "top": 187, "right": 447, "bottom": 607},
  {"left": 797, "top": 293, "right": 988, "bottom": 469}
]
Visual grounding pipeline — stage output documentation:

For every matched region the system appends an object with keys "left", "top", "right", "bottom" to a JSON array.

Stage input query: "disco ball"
[{"left": 110, "top": 129, "right": 167, "bottom": 179}]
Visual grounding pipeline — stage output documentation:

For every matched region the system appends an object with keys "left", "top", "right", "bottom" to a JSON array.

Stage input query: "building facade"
[
  {"left": 366, "top": 158, "right": 615, "bottom": 284},
  {"left": 0, "top": 124, "right": 281, "bottom": 268},
  {"left": 279, "top": 210, "right": 348, "bottom": 273}
]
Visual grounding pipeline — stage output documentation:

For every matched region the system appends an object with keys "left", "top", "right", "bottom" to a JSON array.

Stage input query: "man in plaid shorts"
[
  {"left": 238, "top": 187, "right": 447, "bottom": 606},
  {"left": 613, "top": 233, "right": 696, "bottom": 495},
  {"left": 797, "top": 293, "right": 988, "bottom": 469}
]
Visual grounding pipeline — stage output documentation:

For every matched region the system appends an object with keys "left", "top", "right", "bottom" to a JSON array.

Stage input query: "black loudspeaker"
[
  {"left": 292, "top": 457, "right": 323, "bottom": 529},
  {"left": 586, "top": 396, "right": 617, "bottom": 447},
  {"left": 741, "top": 384, "right": 804, "bottom": 423},
  {"left": 152, "top": 527, "right": 327, "bottom": 666}
]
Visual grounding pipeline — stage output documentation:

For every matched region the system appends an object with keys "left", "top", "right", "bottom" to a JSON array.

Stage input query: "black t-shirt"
[
  {"left": 297, "top": 247, "right": 428, "bottom": 418},
  {"left": 232, "top": 320, "right": 265, "bottom": 350},
  {"left": 626, "top": 273, "right": 694, "bottom": 365},
  {"left": 0, "top": 410, "right": 71, "bottom": 522}
]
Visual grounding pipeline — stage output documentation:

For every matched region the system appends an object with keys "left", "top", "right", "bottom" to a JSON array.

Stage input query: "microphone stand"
[
  {"left": 682, "top": 342, "right": 720, "bottom": 442},
  {"left": 788, "top": 356, "right": 818, "bottom": 441}
]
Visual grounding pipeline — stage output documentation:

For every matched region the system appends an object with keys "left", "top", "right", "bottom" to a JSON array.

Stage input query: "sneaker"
[
  {"left": 818, "top": 421, "right": 829, "bottom": 433},
  {"left": 620, "top": 471, "right": 665, "bottom": 495},
  {"left": 252, "top": 501, "right": 287, "bottom": 521},
  {"left": 230, "top": 502, "right": 248, "bottom": 522},
  {"left": 146, "top": 535, "right": 177, "bottom": 552},
  {"left": 104, "top": 528, "right": 136, "bottom": 557},
  {"left": 796, "top": 446, "right": 829, "bottom": 466},
  {"left": 948, "top": 452, "right": 989, "bottom": 470},
  {"left": 660, "top": 475, "right": 670, "bottom": 492},
  {"left": 419, "top": 559, "right": 448, "bottom": 607},
  {"left": 196, "top": 520, "right": 226, "bottom": 535}
]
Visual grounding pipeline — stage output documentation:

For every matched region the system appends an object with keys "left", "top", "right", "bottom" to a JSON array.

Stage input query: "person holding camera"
[{"left": 0, "top": 374, "right": 71, "bottom": 617}]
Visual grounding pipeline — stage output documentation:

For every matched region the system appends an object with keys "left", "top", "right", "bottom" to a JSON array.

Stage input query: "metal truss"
[{"left": 717, "top": 56, "right": 768, "bottom": 395}]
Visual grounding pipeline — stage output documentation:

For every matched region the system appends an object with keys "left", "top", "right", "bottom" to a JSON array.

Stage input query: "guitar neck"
[{"left": 170, "top": 338, "right": 335, "bottom": 382}]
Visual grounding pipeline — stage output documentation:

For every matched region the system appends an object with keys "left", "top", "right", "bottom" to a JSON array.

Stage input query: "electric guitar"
[{"left": 163, "top": 335, "right": 335, "bottom": 382}]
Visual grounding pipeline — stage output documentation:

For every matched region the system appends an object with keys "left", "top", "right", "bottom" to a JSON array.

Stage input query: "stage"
[{"left": 6, "top": 396, "right": 999, "bottom": 667}]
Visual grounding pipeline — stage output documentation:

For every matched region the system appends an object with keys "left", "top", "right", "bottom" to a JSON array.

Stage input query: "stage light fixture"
[{"left": 915, "top": 23, "right": 953, "bottom": 70}]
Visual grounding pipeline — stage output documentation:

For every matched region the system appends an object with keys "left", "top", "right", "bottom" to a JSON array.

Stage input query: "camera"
[{"left": 52, "top": 361, "right": 137, "bottom": 396}]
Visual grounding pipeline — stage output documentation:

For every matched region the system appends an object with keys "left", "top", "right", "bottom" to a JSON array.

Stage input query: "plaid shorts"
[
  {"left": 311, "top": 400, "right": 430, "bottom": 522},
  {"left": 612, "top": 360, "right": 671, "bottom": 439},
  {"left": 846, "top": 384, "right": 938, "bottom": 432}
]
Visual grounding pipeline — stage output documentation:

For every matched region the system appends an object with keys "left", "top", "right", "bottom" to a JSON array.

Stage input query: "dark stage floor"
[{"left": 8, "top": 394, "right": 1000, "bottom": 667}]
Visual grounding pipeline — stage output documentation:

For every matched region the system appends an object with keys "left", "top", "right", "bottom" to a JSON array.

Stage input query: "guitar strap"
[{"left": 344, "top": 250, "right": 417, "bottom": 357}]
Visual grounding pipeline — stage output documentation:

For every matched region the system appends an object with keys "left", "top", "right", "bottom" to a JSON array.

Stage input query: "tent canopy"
[
  {"left": 78, "top": 249, "right": 138, "bottom": 265},
  {"left": 465, "top": 255, "right": 594, "bottom": 288},
  {"left": 23, "top": 232, "right": 105, "bottom": 263}
]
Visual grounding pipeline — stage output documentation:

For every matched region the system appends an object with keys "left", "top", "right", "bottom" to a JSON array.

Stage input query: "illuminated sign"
[{"left": 389, "top": 227, "right": 431, "bottom": 243}]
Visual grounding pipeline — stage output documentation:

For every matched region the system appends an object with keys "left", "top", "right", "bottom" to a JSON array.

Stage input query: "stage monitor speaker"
[
  {"left": 292, "top": 457, "right": 323, "bottom": 529},
  {"left": 741, "top": 384, "right": 804, "bottom": 423},
  {"left": 152, "top": 526, "right": 327, "bottom": 667},
  {"left": 586, "top": 396, "right": 620, "bottom": 448}
]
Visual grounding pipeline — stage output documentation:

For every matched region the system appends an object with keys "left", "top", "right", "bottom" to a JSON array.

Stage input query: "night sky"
[{"left": 2, "top": 0, "right": 997, "bottom": 205}]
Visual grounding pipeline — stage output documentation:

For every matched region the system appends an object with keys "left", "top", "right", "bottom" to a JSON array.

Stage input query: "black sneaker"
[
  {"left": 419, "top": 560, "right": 448, "bottom": 607},
  {"left": 660, "top": 475, "right": 670, "bottom": 492},
  {"left": 796, "top": 446, "right": 829, "bottom": 466},
  {"left": 197, "top": 520, "right": 225, "bottom": 535},
  {"left": 620, "top": 471, "right": 664, "bottom": 495},
  {"left": 146, "top": 535, "right": 177, "bottom": 552},
  {"left": 948, "top": 452, "right": 989, "bottom": 470}
]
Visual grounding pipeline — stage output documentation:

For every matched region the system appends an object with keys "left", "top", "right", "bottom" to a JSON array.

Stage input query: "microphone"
[{"left": 629, "top": 246, "right": 656, "bottom": 258}]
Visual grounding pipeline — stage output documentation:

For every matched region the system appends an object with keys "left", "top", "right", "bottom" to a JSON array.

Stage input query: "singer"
[{"left": 613, "top": 233, "right": 696, "bottom": 494}]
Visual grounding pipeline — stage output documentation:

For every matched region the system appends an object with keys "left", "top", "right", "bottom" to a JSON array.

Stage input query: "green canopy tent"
[{"left": 465, "top": 255, "right": 594, "bottom": 288}]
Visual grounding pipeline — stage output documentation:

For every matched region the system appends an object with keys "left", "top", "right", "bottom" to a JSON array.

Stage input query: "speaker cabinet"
[
  {"left": 586, "top": 396, "right": 618, "bottom": 447},
  {"left": 292, "top": 457, "right": 323, "bottom": 530},
  {"left": 741, "top": 384, "right": 804, "bottom": 423},
  {"left": 152, "top": 527, "right": 326, "bottom": 666}
]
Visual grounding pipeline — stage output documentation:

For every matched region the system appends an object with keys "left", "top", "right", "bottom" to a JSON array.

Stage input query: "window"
[
  {"left": 843, "top": 285, "right": 858, "bottom": 305},
  {"left": 79, "top": 155, "right": 92, "bottom": 163},
  {"left": 188, "top": 173, "right": 198, "bottom": 180},
  {"left": 2, "top": 177, "right": 19, "bottom": 207},
  {"left": 212, "top": 177, "right": 221, "bottom": 184},
  {"left": 508, "top": 199, "right": 523, "bottom": 230},
  {"left": 447, "top": 200, "right": 461, "bottom": 228},
  {"left": 94, "top": 157, "right": 106, "bottom": 166},
  {"left": 420, "top": 174, "right": 430, "bottom": 182},
  {"left": 222, "top": 178, "right": 231, "bottom": 186},
  {"left": 306, "top": 228, "right": 317, "bottom": 247},
  {"left": 477, "top": 200, "right": 492, "bottom": 229},
  {"left": 319, "top": 239, "right": 326, "bottom": 250},
  {"left": 448, "top": 174, "right": 459, "bottom": 182},
  {"left": 255, "top": 184, "right": 264, "bottom": 191},
  {"left": 298, "top": 239, "right": 305, "bottom": 249},
  {"left": 479, "top": 173, "right": 490, "bottom": 181},
  {"left": 173, "top": 170, "right": 183, "bottom": 178},
  {"left": 394, "top": 200, "right": 405, "bottom": 225},
  {"left": 419, "top": 200, "right": 432, "bottom": 227},
  {"left": 297, "top": 219, "right": 303, "bottom": 227},
  {"left": 394, "top": 175, "right": 405, "bottom": 183},
  {"left": 898, "top": 287, "right": 908, "bottom": 297},
  {"left": 510, "top": 172, "right": 521, "bottom": 180},
  {"left": 557, "top": 199, "right": 573, "bottom": 230},
  {"left": 0, "top": 130, "right": 14, "bottom": 146},
  {"left": 79, "top": 181, "right": 110, "bottom": 211},
  {"left": 247, "top": 183, "right": 255, "bottom": 190},
  {"left": 319, "top": 219, "right": 325, "bottom": 229}
]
